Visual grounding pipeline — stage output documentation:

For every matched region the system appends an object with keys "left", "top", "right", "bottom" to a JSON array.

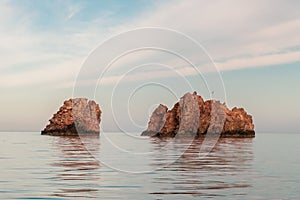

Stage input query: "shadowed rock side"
[
  {"left": 41, "top": 98, "right": 101, "bottom": 136},
  {"left": 142, "top": 92, "right": 255, "bottom": 138}
]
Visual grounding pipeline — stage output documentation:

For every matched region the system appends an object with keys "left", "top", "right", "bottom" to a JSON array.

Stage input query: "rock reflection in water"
[
  {"left": 49, "top": 135, "right": 101, "bottom": 199},
  {"left": 149, "top": 137, "right": 254, "bottom": 199}
]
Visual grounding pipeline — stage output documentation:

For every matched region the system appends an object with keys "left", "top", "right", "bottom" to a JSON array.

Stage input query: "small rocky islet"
[
  {"left": 41, "top": 98, "right": 101, "bottom": 136},
  {"left": 41, "top": 92, "right": 255, "bottom": 138}
]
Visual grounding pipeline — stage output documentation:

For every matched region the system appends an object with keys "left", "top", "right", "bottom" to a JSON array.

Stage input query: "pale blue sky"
[{"left": 0, "top": 0, "right": 299, "bottom": 132}]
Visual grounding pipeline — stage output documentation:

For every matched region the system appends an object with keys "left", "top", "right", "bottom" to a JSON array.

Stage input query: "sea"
[{"left": 0, "top": 132, "right": 299, "bottom": 200}]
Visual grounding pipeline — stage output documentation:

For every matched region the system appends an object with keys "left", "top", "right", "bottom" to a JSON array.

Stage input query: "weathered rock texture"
[
  {"left": 142, "top": 92, "right": 255, "bottom": 138},
  {"left": 41, "top": 98, "right": 101, "bottom": 136}
]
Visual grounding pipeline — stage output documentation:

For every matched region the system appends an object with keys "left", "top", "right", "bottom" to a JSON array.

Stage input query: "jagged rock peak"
[{"left": 41, "top": 98, "right": 101, "bottom": 136}]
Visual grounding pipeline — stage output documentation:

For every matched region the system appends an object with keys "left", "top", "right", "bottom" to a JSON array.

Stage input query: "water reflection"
[
  {"left": 47, "top": 134, "right": 254, "bottom": 199},
  {"left": 149, "top": 137, "right": 254, "bottom": 199},
  {"left": 50, "top": 135, "right": 101, "bottom": 199},
  {"left": 1, "top": 132, "right": 298, "bottom": 199}
]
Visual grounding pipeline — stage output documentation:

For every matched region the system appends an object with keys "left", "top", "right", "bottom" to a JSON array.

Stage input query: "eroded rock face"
[
  {"left": 142, "top": 92, "right": 255, "bottom": 138},
  {"left": 41, "top": 98, "right": 101, "bottom": 136},
  {"left": 177, "top": 93, "right": 200, "bottom": 136},
  {"left": 142, "top": 104, "right": 167, "bottom": 136}
]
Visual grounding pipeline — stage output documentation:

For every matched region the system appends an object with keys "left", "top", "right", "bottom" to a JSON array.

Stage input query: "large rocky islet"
[{"left": 142, "top": 92, "right": 255, "bottom": 138}]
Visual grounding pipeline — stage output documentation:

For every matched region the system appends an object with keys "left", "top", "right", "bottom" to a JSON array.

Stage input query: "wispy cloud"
[
  {"left": 216, "top": 51, "right": 300, "bottom": 71},
  {"left": 66, "top": 3, "right": 82, "bottom": 20},
  {"left": 0, "top": 0, "right": 299, "bottom": 89}
]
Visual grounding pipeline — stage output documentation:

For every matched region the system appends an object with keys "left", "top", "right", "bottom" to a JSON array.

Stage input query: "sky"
[{"left": 0, "top": 0, "right": 299, "bottom": 133}]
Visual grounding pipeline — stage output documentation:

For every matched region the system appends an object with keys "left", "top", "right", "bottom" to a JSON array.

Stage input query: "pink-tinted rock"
[
  {"left": 177, "top": 92, "right": 200, "bottom": 136},
  {"left": 142, "top": 104, "right": 167, "bottom": 136},
  {"left": 41, "top": 98, "right": 101, "bottom": 136},
  {"left": 142, "top": 92, "right": 255, "bottom": 138}
]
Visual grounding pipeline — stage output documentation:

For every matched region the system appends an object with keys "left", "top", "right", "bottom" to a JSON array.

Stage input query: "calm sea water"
[{"left": 0, "top": 132, "right": 299, "bottom": 199}]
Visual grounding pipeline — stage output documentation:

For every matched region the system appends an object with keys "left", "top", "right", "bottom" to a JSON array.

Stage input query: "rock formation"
[
  {"left": 142, "top": 92, "right": 255, "bottom": 138},
  {"left": 41, "top": 98, "right": 101, "bottom": 136}
]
